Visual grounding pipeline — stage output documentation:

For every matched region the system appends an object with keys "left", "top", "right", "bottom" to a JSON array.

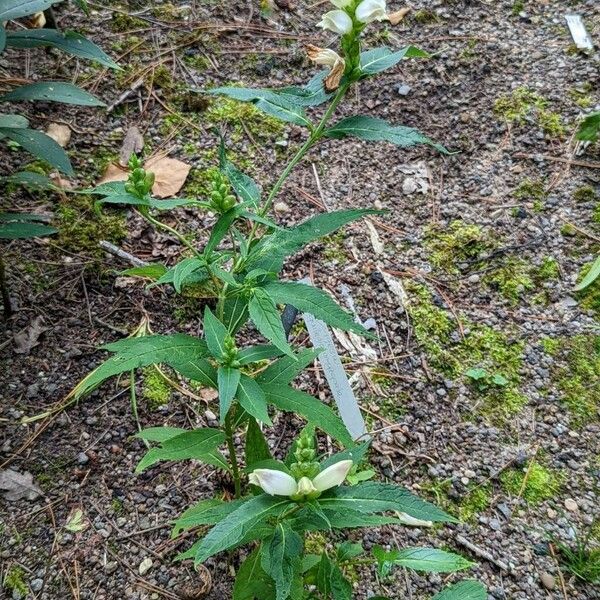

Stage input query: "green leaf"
[
  {"left": 121, "top": 264, "right": 168, "bottom": 280},
  {"left": 280, "top": 71, "right": 331, "bottom": 107},
  {"left": 324, "top": 115, "right": 448, "bottom": 154},
  {"left": 262, "top": 384, "right": 352, "bottom": 447},
  {"left": 172, "top": 258, "right": 206, "bottom": 293},
  {"left": 218, "top": 366, "right": 241, "bottom": 422},
  {"left": 320, "top": 440, "right": 371, "bottom": 469},
  {"left": 246, "top": 418, "right": 272, "bottom": 467},
  {"left": 261, "top": 523, "right": 303, "bottom": 600},
  {"left": 203, "top": 307, "right": 229, "bottom": 359},
  {"left": 0, "top": 0, "right": 57, "bottom": 20},
  {"left": 432, "top": 580, "right": 487, "bottom": 600},
  {"left": 0, "top": 213, "right": 57, "bottom": 239},
  {"left": 205, "top": 206, "right": 241, "bottom": 255},
  {"left": 194, "top": 495, "right": 293, "bottom": 563},
  {"left": 0, "top": 114, "right": 28, "bottom": 128},
  {"left": 173, "top": 498, "right": 247, "bottom": 536},
  {"left": 577, "top": 112, "right": 600, "bottom": 143},
  {"left": 6, "top": 29, "right": 120, "bottom": 69},
  {"left": 254, "top": 97, "right": 311, "bottom": 127},
  {"left": 1, "top": 170, "right": 58, "bottom": 190},
  {"left": 236, "top": 375, "right": 272, "bottom": 425},
  {"left": 73, "top": 334, "right": 211, "bottom": 398},
  {"left": 263, "top": 281, "right": 369, "bottom": 337},
  {"left": 135, "top": 428, "right": 226, "bottom": 473},
  {"left": 222, "top": 296, "right": 249, "bottom": 334},
  {"left": 237, "top": 344, "right": 283, "bottom": 366},
  {"left": 249, "top": 288, "right": 294, "bottom": 358},
  {"left": 0, "top": 24, "right": 6, "bottom": 54},
  {"left": 373, "top": 546, "right": 473, "bottom": 576},
  {"left": 234, "top": 547, "right": 276, "bottom": 600},
  {"left": 360, "top": 46, "right": 429, "bottom": 76},
  {"left": 137, "top": 426, "right": 186, "bottom": 442},
  {"left": 219, "top": 140, "right": 262, "bottom": 206},
  {"left": 314, "top": 553, "right": 352, "bottom": 600},
  {"left": 1, "top": 82, "right": 105, "bottom": 106},
  {"left": 256, "top": 348, "right": 320, "bottom": 386},
  {"left": 336, "top": 542, "right": 364, "bottom": 562},
  {"left": 0, "top": 126, "right": 73, "bottom": 174},
  {"left": 290, "top": 506, "right": 404, "bottom": 532},
  {"left": 574, "top": 255, "right": 600, "bottom": 291},
  {"left": 247, "top": 209, "right": 379, "bottom": 273},
  {"left": 319, "top": 482, "right": 456, "bottom": 523}
]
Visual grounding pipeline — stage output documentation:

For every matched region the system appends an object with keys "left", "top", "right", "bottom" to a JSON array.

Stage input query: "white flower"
[
  {"left": 312, "top": 460, "right": 354, "bottom": 491},
  {"left": 306, "top": 45, "right": 346, "bottom": 91},
  {"left": 248, "top": 469, "right": 298, "bottom": 496},
  {"left": 330, "top": 0, "right": 353, "bottom": 7},
  {"left": 317, "top": 10, "right": 353, "bottom": 35},
  {"left": 249, "top": 460, "right": 353, "bottom": 498},
  {"left": 355, "top": 0, "right": 389, "bottom": 23}
]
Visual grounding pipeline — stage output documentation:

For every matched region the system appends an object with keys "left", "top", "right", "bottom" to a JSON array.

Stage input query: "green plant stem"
[
  {"left": 0, "top": 250, "right": 11, "bottom": 317},
  {"left": 137, "top": 209, "right": 200, "bottom": 256},
  {"left": 130, "top": 370, "right": 149, "bottom": 447},
  {"left": 224, "top": 411, "right": 242, "bottom": 498}
]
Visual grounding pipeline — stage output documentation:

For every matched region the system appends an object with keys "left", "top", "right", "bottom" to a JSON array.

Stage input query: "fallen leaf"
[
  {"left": 14, "top": 315, "right": 47, "bottom": 354},
  {"left": 365, "top": 220, "right": 384, "bottom": 255},
  {"left": 0, "top": 469, "right": 43, "bottom": 501},
  {"left": 388, "top": 7, "right": 410, "bottom": 25},
  {"left": 46, "top": 123, "right": 71, "bottom": 147},
  {"left": 98, "top": 155, "right": 191, "bottom": 199},
  {"left": 64, "top": 508, "right": 89, "bottom": 532},
  {"left": 119, "top": 126, "right": 145, "bottom": 166}
]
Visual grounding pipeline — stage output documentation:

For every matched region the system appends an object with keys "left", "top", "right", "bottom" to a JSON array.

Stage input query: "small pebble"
[
  {"left": 540, "top": 572, "right": 556, "bottom": 591},
  {"left": 564, "top": 498, "right": 578, "bottom": 512},
  {"left": 139, "top": 557, "right": 153, "bottom": 576}
]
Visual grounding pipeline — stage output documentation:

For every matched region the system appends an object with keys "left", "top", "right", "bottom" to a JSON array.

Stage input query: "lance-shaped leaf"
[
  {"left": 6, "top": 29, "right": 120, "bottom": 69},
  {"left": 324, "top": 115, "right": 448, "bottom": 154},
  {"left": 320, "top": 440, "right": 371, "bottom": 469},
  {"left": 237, "top": 344, "right": 283, "bottom": 366},
  {"left": 263, "top": 281, "right": 369, "bottom": 337},
  {"left": 222, "top": 296, "right": 249, "bottom": 334},
  {"left": 280, "top": 71, "right": 332, "bottom": 107},
  {"left": 219, "top": 136, "right": 261, "bottom": 206},
  {"left": 1, "top": 171, "right": 59, "bottom": 191},
  {"left": 249, "top": 288, "right": 294, "bottom": 358},
  {"left": 432, "top": 580, "right": 487, "bottom": 600},
  {"left": 121, "top": 264, "right": 168, "bottom": 281},
  {"left": 290, "top": 506, "right": 404, "bottom": 533},
  {"left": 135, "top": 428, "right": 227, "bottom": 473},
  {"left": 576, "top": 111, "right": 600, "bottom": 143},
  {"left": 218, "top": 366, "right": 241, "bottom": 422},
  {"left": 0, "top": 126, "right": 73, "bottom": 174},
  {"left": 245, "top": 418, "right": 272, "bottom": 468},
  {"left": 192, "top": 494, "right": 293, "bottom": 563},
  {"left": 233, "top": 547, "right": 277, "bottom": 600},
  {"left": 257, "top": 348, "right": 320, "bottom": 386},
  {"left": 172, "top": 497, "right": 247, "bottom": 536},
  {"left": 171, "top": 258, "right": 207, "bottom": 293},
  {"left": 318, "top": 482, "right": 457, "bottom": 523},
  {"left": 360, "top": 46, "right": 429, "bottom": 76},
  {"left": 236, "top": 375, "right": 271, "bottom": 425},
  {"left": 246, "top": 208, "right": 380, "bottom": 273},
  {"left": 72, "top": 334, "right": 211, "bottom": 398},
  {"left": 373, "top": 546, "right": 473, "bottom": 577},
  {"left": 573, "top": 255, "right": 600, "bottom": 291},
  {"left": 0, "top": 213, "right": 56, "bottom": 239},
  {"left": 262, "top": 384, "right": 353, "bottom": 447},
  {"left": 0, "top": 0, "right": 58, "bottom": 20},
  {"left": 313, "top": 553, "right": 352, "bottom": 600},
  {"left": 203, "top": 307, "right": 229, "bottom": 359},
  {"left": 261, "top": 523, "right": 303, "bottom": 600},
  {"left": 1, "top": 82, "right": 105, "bottom": 106}
]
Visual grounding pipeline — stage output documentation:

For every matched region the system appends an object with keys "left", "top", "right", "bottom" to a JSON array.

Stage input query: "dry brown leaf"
[
  {"left": 97, "top": 156, "right": 191, "bottom": 199},
  {"left": 119, "top": 126, "right": 144, "bottom": 166},
  {"left": 0, "top": 469, "right": 43, "bottom": 501},
  {"left": 46, "top": 123, "right": 71, "bottom": 147},
  {"left": 14, "top": 315, "right": 47, "bottom": 354},
  {"left": 388, "top": 7, "right": 410, "bottom": 25}
]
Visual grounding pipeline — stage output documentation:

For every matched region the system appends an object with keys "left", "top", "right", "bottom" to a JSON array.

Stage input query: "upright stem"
[
  {"left": 224, "top": 411, "right": 242, "bottom": 498},
  {"left": 138, "top": 210, "right": 201, "bottom": 257},
  {"left": 0, "top": 250, "right": 12, "bottom": 318}
]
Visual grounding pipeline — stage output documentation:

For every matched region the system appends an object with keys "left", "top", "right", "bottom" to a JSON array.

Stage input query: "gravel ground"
[{"left": 1, "top": 1, "right": 599, "bottom": 599}]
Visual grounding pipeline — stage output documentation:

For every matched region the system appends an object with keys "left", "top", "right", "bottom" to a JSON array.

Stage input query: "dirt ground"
[{"left": 1, "top": 1, "right": 600, "bottom": 599}]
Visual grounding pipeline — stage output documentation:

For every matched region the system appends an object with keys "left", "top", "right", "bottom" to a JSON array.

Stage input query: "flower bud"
[
  {"left": 317, "top": 10, "right": 353, "bottom": 35},
  {"left": 296, "top": 477, "right": 318, "bottom": 497},
  {"left": 248, "top": 469, "right": 298, "bottom": 496},
  {"left": 355, "top": 0, "right": 388, "bottom": 24},
  {"left": 311, "top": 460, "right": 353, "bottom": 492}
]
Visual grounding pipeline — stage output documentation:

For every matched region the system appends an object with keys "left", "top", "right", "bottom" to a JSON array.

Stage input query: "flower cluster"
[{"left": 318, "top": 0, "right": 389, "bottom": 36}]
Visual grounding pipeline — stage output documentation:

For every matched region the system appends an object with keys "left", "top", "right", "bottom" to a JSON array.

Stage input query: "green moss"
[
  {"left": 561, "top": 223, "right": 577, "bottom": 237},
  {"left": 514, "top": 178, "right": 547, "bottom": 204},
  {"left": 459, "top": 485, "right": 492, "bottom": 522},
  {"left": 501, "top": 462, "right": 561, "bottom": 503},
  {"left": 594, "top": 204, "right": 600, "bottom": 225},
  {"left": 484, "top": 258, "right": 534, "bottom": 305},
  {"left": 57, "top": 195, "right": 126, "bottom": 259},
  {"left": 541, "top": 336, "right": 560, "bottom": 356},
  {"left": 370, "top": 367, "right": 395, "bottom": 389},
  {"left": 142, "top": 366, "right": 172, "bottom": 409},
  {"left": 425, "top": 220, "right": 493, "bottom": 273},
  {"left": 512, "top": 0, "right": 524, "bottom": 15},
  {"left": 111, "top": 12, "right": 146, "bottom": 32},
  {"left": 569, "top": 84, "right": 594, "bottom": 109},
  {"left": 552, "top": 335, "right": 600, "bottom": 424},
  {"left": 536, "top": 256, "right": 560, "bottom": 281},
  {"left": 413, "top": 9, "right": 440, "bottom": 24},
  {"left": 111, "top": 498, "right": 124, "bottom": 515},
  {"left": 322, "top": 233, "right": 347, "bottom": 264},
  {"left": 405, "top": 283, "right": 526, "bottom": 421},
  {"left": 494, "top": 87, "right": 565, "bottom": 137},
  {"left": 3, "top": 566, "right": 28, "bottom": 596},
  {"left": 573, "top": 185, "right": 598, "bottom": 203}
]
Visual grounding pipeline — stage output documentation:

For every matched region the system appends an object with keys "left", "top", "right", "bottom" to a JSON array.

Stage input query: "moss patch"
[
  {"left": 459, "top": 485, "right": 492, "bottom": 522},
  {"left": 576, "top": 262, "right": 600, "bottom": 318},
  {"left": 552, "top": 335, "right": 600, "bottom": 424},
  {"left": 501, "top": 462, "right": 561, "bottom": 503},
  {"left": 142, "top": 366, "right": 172, "bottom": 409},
  {"left": 425, "top": 220, "right": 494, "bottom": 273},
  {"left": 573, "top": 185, "right": 597, "bottom": 204},
  {"left": 3, "top": 566, "right": 28, "bottom": 596},
  {"left": 484, "top": 258, "right": 534, "bottom": 305}
]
